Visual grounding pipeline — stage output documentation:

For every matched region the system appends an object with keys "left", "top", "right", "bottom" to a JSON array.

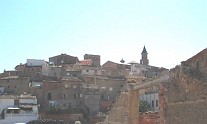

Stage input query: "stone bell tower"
[{"left": 140, "top": 46, "right": 149, "bottom": 65}]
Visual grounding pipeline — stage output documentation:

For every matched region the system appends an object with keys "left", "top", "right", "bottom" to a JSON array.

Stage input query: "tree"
[{"left": 139, "top": 100, "right": 150, "bottom": 113}]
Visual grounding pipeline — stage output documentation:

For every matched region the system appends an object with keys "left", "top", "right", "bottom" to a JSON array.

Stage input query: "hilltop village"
[{"left": 0, "top": 46, "right": 207, "bottom": 124}]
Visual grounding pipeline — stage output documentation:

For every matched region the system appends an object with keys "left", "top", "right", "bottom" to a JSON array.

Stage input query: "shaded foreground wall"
[
  {"left": 164, "top": 49, "right": 207, "bottom": 124},
  {"left": 139, "top": 113, "right": 160, "bottom": 124},
  {"left": 166, "top": 100, "right": 207, "bottom": 124}
]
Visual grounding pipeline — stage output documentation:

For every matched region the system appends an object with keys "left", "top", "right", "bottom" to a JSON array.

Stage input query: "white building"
[
  {"left": 129, "top": 62, "right": 148, "bottom": 76},
  {"left": 0, "top": 94, "right": 38, "bottom": 124},
  {"left": 140, "top": 93, "right": 159, "bottom": 112},
  {"left": 27, "top": 59, "right": 47, "bottom": 67}
]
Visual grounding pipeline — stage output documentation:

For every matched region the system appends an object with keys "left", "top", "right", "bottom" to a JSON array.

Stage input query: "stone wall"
[
  {"left": 164, "top": 48, "right": 207, "bottom": 124},
  {"left": 0, "top": 76, "right": 30, "bottom": 94}
]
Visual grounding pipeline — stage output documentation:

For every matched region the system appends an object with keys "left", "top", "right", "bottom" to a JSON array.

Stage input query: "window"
[
  {"left": 101, "top": 87, "right": 106, "bottom": 92},
  {"left": 15, "top": 85, "right": 17, "bottom": 89},
  {"left": 14, "top": 99, "right": 19, "bottom": 106},
  {"left": 74, "top": 94, "right": 77, "bottom": 99},
  {"left": 37, "top": 72, "right": 40, "bottom": 75},
  {"left": 101, "top": 94, "right": 104, "bottom": 99},
  {"left": 109, "top": 87, "right": 113, "bottom": 91},
  {"left": 48, "top": 93, "right": 52, "bottom": 100},
  {"left": 152, "top": 100, "right": 154, "bottom": 107},
  {"left": 86, "top": 70, "right": 89, "bottom": 72},
  {"left": 8, "top": 85, "right": 10, "bottom": 88},
  {"left": 108, "top": 96, "right": 110, "bottom": 100},
  {"left": 63, "top": 104, "right": 66, "bottom": 107},
  {"left": 156, "top": 100, "right": 158, "bottom": 107},
  {"left": 67, "top": 73, "right": 70, "bottom": 76},
  {"left": 80, "top": 94, "right": 83, "bottom": 98},
  {"left": 49, "top": 103, "right": 53, "bottom": 107},
  {"left": 61, "top": 60, "right": 64, "bottom": 64},
  {"left": 64, "top": 94, "right": 67, "bottom": 98}
]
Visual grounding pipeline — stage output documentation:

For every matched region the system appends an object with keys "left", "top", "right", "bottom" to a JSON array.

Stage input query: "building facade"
[
  {"left": 84, "top": 54, "right": 100, "bottom": 67},
  {"left": 49, "top": 54, "right": 79, "bottom": 65}
]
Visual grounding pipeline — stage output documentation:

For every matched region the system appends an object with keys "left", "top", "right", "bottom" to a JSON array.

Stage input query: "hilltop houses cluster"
[{"left": 0, "top": 46, "right": 168, "bottom": 123}]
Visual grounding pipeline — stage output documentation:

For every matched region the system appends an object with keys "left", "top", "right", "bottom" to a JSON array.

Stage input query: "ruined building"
[{"left": 163, "top": 48, "right": 207, "bottom": 124}]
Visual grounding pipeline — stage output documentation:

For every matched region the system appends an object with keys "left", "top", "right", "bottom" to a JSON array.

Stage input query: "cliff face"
[{"left": 164, "top": 48, "right": 207, "bottom": 124}]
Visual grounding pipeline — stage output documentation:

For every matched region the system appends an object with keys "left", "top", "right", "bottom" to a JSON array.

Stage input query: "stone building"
[
  {"left": 42, "top": 65, "right": 62, "bottom": 78},
  {"left": 81, "top": 83, "right": 100, "bottom": 116},
  {"left": 32, "top": 78, "right": 83, "bottom": 110},
  {"left": 15, "top": 63, "right": 43, "bottom": 81},
  {"left": 60, "top": 79, "right": 82, "bottom": 109},
  {"left": 81, "top": 66, "right": 102, "bottom": 76},
  {"left": 84, "top": 54, "right": 100, "bottom": 67},
  {"left": 49, "top": 53, "right": 79, "bottom": 65},
  {"left": 102, "top": 61, "right": 130, "bottom": 77},
  {"left": 0, "top": 76, "right": 30, "bottom": 95},
  {"left": 80, "top": 59, "right": 93, "bottom": 66},
  {"left": 81, "top": 75, "right": 125, "bottom": 116},
  {"left": 0, "top": 70, "right": 22, "bottom": 78}
]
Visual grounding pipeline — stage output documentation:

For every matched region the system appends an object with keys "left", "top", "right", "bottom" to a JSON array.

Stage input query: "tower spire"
[
  {"left": 140, "top": 45, "right": 149, "bottom": 65},
  {"left": 142, "top": 45, "right": 147, "bottom": 54}
]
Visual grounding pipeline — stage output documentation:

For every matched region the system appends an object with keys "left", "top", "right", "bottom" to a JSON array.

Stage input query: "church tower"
[{"left": 140, "top": 46, "right": 149, "bottom": 65}]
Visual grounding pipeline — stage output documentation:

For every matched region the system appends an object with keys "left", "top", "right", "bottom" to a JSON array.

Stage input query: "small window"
[
  {"left": 63, "top": 104, "right": 66, "bottom": 107},
  {"left": 101, "top": 87, "right": 106, "bottom": 92},
  {"left": 86, "top": 70, "right": 89, "bottom": 72},
  {"left": 74, "top": 94, "right": 77, "bottom": 99},
  {"left": 108, "top": 96, "right": 110, "bottom": 100},
  {"left": 61, "top": 60, "right": 64, "bottom": 64},
  {"left": 109, "top": 87, "right": 113, "bottom": 91},
  {"left": 8, "top": 85, "right": 10, "bottom": 88},
  {"left": 48, "top": 93, "right": 52, "bottom": 100},
  {"left": 156, "top": 100, "right": 158, "bottom": 107},
  {"left": 152, "top": 100, "right": 154, "bottom": 107},
  {"left": 15, "top": 85, "right": 17, "bottom": 89},
  {"left": 49, "top": 103, "right": 53, "bottom": 107},
  {"left": 101, "top": 94, "right": 104, "bottom": 99},
  {"left": 80, "top": 94, "right": 83, "bottom": 98},
  {"left": 37, "top": 72, "right": 40, "bottom": 75},
  {"left": 14, "top": 99, "right": 19, "bottom": 106},
  {"left": 64, "top": 94, "right": 67, "bottom": 98}
]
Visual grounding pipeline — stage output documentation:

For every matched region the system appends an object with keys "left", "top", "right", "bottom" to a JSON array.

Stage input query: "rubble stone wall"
[{"left": 164, "top": 48, "right": 207, "bottom": 124}]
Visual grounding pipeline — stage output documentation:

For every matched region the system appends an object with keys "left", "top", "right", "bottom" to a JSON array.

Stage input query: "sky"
[{"left": 0, "top": 0, "right": 207, "bottom": 72}]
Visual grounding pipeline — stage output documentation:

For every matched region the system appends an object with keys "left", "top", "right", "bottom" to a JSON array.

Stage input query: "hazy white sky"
[{"left": 0, "top": 0, "right": 206, "bottom": 72}]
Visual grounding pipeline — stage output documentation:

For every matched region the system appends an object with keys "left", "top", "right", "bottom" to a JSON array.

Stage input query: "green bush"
[{"left": 139, "top": 101, "right": 150, "bottom": 113}]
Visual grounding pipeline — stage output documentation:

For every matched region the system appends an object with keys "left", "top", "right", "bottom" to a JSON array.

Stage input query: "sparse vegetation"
[{"left": 139, "top": 100, "right": 150, "bottom": 113}]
